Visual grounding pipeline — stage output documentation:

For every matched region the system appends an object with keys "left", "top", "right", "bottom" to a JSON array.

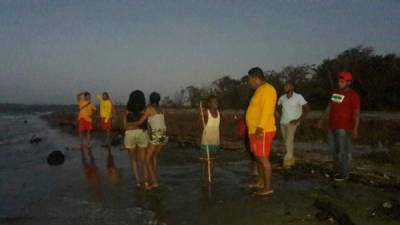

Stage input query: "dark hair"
[
  {"left": 83, "top": 92, "right": 90, "bottom": 97},
  {"left": 126, "top": 90, "right": 146, "bottom": 113},
  {"left": 285, "top": 81, "right": 295, "bottom": 87},
  {"left": 248, "top": 67, "right": 265, "bottom": 80},
  {"left": 149, "top": 92, "right": 161, "bottom": 105},
  {"left": 103, "top": 92, "right": 109, "bottom": 98},
  {"left": 207, "top": 95, "right": 218, "bottom": 102}
]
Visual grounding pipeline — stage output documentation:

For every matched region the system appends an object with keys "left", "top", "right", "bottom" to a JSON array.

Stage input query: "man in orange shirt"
[
  {"left": 246, "top": 67, "right": 277, "bottom": 196},
  {"left": 77, "top": 92, "right": 96, "bottom": 149}
]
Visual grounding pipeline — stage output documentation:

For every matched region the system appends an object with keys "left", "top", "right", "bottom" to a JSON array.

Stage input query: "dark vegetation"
[{"left": 164, "top": 46, "right": 400, "bottom": 111}]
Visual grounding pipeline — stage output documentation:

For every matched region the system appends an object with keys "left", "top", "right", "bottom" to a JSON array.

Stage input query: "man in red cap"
[{"left": 318, "top": 71, "right": 360, "bottom": 181}]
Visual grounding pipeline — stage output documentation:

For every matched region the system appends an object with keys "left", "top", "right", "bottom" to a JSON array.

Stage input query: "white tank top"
[
  {"left": 201, "top": 110, "right": 220, "bottom": 145},
  {"left": 148, "top": 114, "right": 166, "bottom": 131}
]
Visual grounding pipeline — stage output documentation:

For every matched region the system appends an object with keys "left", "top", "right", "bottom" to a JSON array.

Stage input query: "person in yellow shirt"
[
  {"left": 96, "top": 92, "right": 115, "bottom": 147},
  {"left": 245, "top": 67, "right": 277, "bottom": 196},
  {"left": 77, "top": 92, "right": 96, "bottom": 149}
]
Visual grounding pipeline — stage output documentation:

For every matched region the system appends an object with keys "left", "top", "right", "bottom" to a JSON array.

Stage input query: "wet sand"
[{"left": 1, "top": 114, "right": 399, "bottom": 225}]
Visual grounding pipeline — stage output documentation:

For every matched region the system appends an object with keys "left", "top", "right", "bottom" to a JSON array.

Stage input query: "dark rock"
[
  {"left": 314, "top": 199, "right": 356, "bottom": 225},
  {"left": 370, "top": 199, "right": 400, "bottom": 219},
  {"left": 30, "top": 136, "right": 42, "bottom": 144},
  {"left": 47, "top": 151, "right": 65, "bottom": 166}
]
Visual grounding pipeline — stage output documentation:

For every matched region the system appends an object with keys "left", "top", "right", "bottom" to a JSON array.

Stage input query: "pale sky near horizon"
[{"left": 0, "top": 0, "right": 399, "bottom": 104}]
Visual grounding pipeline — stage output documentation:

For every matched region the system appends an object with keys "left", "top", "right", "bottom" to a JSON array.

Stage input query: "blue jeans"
[{"left": 328, "top": 129, "right": 353, "bottom": 177}]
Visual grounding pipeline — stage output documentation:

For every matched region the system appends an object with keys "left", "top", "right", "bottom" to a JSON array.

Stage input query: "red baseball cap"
[{"left": 338, "top": 71, "right": 353, "bottom": 81}]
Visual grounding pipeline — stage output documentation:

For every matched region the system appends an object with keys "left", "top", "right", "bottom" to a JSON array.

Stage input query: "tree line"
[{"left": 161, "top": 46, "right": 400, "bottom": 111}]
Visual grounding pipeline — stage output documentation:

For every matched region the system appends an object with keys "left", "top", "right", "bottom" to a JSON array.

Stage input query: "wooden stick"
[{"left": 200, "top": 102, "right": 212, "bottom": 184}]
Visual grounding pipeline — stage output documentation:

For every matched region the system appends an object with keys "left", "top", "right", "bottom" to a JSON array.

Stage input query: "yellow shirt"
[
  {"left": 246, "top": 83, "right": 277, "bottom": 134},
  {"left": 78, "top": 100, "right": 96, "bottom": 122},
  {"left": 97, "top": 96, "right": 113, "bottom": 122}
]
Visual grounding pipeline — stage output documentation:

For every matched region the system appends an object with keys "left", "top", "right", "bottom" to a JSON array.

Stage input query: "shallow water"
[{"left": 0, "top": 114, "right": 399, "bottom": 225}]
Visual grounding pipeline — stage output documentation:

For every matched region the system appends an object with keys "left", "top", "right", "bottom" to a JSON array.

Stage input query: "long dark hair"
[{"left": 126, "top": 90, "right": 146, "bottom": 113}]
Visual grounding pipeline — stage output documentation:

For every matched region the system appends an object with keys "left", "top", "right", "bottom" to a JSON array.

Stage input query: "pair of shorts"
[
  {"left": 249, "top": 132, "right": 275, "bottom": 158},
  {"left": 79, "top": 118, "right": 93, "bottom": 132},
  {"left": 201, "top": 145, "right": 221, "bottom": 153},
  {"left": 124, "top": 129, "right": 149, "bottom": 149},
  {"left": 149, "top": 129, "right": 168, "bottom": 145},
  {"left": 200, "top": 145, "right": 220, "bottom": 158},
  {"left": 100, "top": 118, "right": 112, "bottom": 130}
]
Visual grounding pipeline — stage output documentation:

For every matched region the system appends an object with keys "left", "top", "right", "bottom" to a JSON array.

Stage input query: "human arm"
[
  {"left": 290, "top": 103, "right": 310, "bottom": 125},
  {"left": 256, "top": 88, "right": 277, "bottom": 138},
  {"left": 122, "top": 110, "right": 127, "bottom": 130},
  {"left": 132, "top": 107, "right": 151, "bottom": 126},
  {"left": 199, "top": 104, "right": 208, "bottom": 127},
  {"left": 76, "top": 92, "right": 84, "bottom": 102}
]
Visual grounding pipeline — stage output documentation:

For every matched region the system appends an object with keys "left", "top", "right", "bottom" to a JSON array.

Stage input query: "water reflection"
[
  {"left": 80, "top": 149, "right": 103, "bottom": 201},
  {"left": 106, "top": 147, "right": 122, "bottom": 186}
]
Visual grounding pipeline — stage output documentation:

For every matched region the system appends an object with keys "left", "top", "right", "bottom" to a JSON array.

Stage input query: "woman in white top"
[{"left": 133, "top": 92, "right": 168, "bottom": 189}]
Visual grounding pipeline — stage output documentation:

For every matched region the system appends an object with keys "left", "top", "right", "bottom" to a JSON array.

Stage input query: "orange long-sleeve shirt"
[{"left": 246, "top": 83, "right": 277, "bottom": 134}]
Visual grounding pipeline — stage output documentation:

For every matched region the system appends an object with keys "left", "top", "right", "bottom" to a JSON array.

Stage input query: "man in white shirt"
[{"left": 277, "top": 82, "right": 309, "bottom": 169}]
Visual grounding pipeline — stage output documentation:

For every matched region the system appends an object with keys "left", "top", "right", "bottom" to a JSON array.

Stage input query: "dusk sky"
[{"left": 0, "top": 0, "right": 399, "bottom": 104}]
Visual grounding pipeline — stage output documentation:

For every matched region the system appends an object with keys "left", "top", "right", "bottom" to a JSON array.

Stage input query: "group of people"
[
  {"left": 75, "top": 66, "right": 361, "bottom": 196},
  {"left": 242, "top": 67, "right": 360, "bottom": 196},
  {"left": 76, "top": 91, "right": 168, "bottom": 190}
]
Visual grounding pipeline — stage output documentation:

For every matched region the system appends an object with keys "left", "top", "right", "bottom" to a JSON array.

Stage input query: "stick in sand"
[{"left": 200, "top": 101, "right": 212, "bottom": 184}]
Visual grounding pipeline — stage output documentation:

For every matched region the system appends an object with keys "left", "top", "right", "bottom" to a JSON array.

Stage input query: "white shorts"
[{"left": 124, "top": 129, "right": 149, "bottom": 149}]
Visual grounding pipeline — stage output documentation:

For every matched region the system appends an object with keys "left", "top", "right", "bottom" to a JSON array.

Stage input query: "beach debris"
[
  {"left": 47, "top": 150, "right": 65, "bottom": 166},
  {"left": 370, "top": 199, "right": 400, "bottom": 219},
  {"left": 30, "top": 135, "right": 43, "bottom": 144},
  {"left": 314, "top": 199, "right": 356, "bottom": 225}
]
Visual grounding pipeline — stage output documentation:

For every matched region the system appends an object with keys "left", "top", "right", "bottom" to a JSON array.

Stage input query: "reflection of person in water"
[
  {"left": 106, "top": 147, "right": 121, "bottom": 186},
  {"left": 81, "top": 150, "right": 103, "bottom": 201}
]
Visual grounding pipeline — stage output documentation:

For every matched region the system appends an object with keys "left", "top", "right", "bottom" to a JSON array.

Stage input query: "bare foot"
[
  {"left": 148, "top": 184, "right": 160, "bottom": 190},
  {"left": 247, "top": 182, "right": 264, "bottom": 189},
  {"left": 254, "top": 189, "right": 274, "bottom": 196}
]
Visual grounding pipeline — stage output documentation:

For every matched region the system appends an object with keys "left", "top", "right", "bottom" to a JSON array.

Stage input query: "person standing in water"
[
  {"left": 200, "top": 95, "right": 221, "bottom": 183},
  {"left": 77, "top": 92, "right": 96, "bottom": 149},
  {"left": 277, "top": 81, "right": 309, "bottom": 169},
  {"left": 133, "top": 92, "right": 168, "bottom": 190},
  {"left": 97, "top": 92, "right": 115, "bottom": 147},
  {"left": 246, "top": 67, "right": 277, "bottom": 196},
  {"left": 238, "top": 88, "right": 258, "bottom": 176},
  {"left": 123, "top": 90, "right": 149, "bottom": 188}
]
